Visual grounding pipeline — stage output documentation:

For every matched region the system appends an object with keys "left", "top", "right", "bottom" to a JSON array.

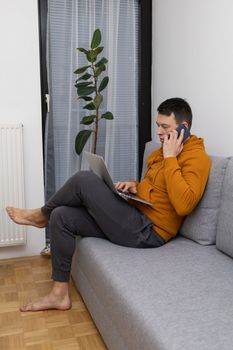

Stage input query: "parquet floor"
[{"left": 0, "top": 255, "right": 107, "bottom": 350}]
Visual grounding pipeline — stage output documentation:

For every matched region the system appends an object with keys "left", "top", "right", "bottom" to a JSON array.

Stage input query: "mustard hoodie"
[{"left": 131, "top": 135, "right": 211, "bottom": 242}]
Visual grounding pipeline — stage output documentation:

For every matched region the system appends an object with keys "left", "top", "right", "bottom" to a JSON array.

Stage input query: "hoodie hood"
[
  {"left": 182, "top": 135, "right": 206, "bottom": 152},
  {"left": 147, "top": 134, "right": 206, "bottom": 167}
]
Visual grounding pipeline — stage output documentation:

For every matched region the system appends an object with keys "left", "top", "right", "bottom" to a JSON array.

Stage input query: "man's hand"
[
  {"left": 163, "top": 128, "right": 184, "bottom": 159},
  {"left": 115, "top": 181, "right": 137, "bottom": 194}
]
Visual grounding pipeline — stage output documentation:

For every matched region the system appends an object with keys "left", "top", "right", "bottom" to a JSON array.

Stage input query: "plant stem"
[
  {"left": 93, "top": 108, "right": 99, "bottom": 154},
  {"left": 91, "top": 60, "right": 98, "bottom": 154}
]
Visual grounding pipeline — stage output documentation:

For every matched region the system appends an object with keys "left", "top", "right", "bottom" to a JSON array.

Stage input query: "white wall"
[
  {"left": 152, "top": 0, "right": 233, "bottom": 156},
  {"left": 0, "top": 0, "right": 45, "bottom": 259}
]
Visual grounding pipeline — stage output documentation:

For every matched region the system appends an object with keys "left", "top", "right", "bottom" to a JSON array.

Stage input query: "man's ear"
[{"left": 182, "top": 121, "right": 189, "bottom": 130}]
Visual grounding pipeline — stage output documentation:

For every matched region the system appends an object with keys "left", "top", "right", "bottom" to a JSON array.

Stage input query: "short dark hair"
[{"left": 157, "top": 97, "right": 192, "bottom": 129}]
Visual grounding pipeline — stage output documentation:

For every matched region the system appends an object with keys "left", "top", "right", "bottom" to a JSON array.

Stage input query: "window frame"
[
  {"left": 138, "top": 0, "right": 152, "bottom": 177},
  {"left": 38, "top": 0, "right": 48, "bottom": 157},
  {"left": 37, "top": 0, "right": 152, "bottom": 178}
]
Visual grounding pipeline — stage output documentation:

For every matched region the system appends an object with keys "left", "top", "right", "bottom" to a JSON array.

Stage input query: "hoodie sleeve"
[{"left": 163, "top": 154, "right": 211, "bottom": 216}]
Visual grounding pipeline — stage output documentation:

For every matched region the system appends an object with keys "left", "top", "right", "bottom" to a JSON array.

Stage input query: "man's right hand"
[{"left": 114, "top": 181, "right": 137, "bottom": 194}]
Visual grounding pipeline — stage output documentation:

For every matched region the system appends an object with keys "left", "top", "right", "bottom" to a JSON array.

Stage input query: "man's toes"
[
  {"left": 6, "top": 207, "right": 14, "bottom": 217},
  {"left": 20, "top": 303, "right": 33, "bottom": 312},
  {"left": 20, "top": 304, "right": 28, "bottom": 312},
  {"left": 6, "top": 207, "right": 10, "bottom": 214}
]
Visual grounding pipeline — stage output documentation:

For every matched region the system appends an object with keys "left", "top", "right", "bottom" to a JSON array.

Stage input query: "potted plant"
[{"left": 74, "top": 29, "right": 113, "bottom": 155}]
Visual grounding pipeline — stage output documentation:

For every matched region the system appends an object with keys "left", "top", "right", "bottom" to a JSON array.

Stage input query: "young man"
[{"left": 6, "top": 97, "right": 211, "bottom": 311}]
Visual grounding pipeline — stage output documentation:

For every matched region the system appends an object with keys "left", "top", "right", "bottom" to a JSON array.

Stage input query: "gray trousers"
[{"left": 42, "top": 171, "right": 165, "bottom": 282}]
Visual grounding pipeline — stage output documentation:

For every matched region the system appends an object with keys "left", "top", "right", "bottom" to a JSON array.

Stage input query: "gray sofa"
[{"left": 71, "top": 141, "right": 233, "bottom": 350}]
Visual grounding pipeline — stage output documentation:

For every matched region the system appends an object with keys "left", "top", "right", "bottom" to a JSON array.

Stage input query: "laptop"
[{"left": 83, "top": 151, "right": 152, "bottom": 206}]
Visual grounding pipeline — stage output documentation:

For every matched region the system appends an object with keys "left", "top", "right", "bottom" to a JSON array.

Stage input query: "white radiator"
[{"left": 0, "top": 123, "right": 26, "bottom": 247}]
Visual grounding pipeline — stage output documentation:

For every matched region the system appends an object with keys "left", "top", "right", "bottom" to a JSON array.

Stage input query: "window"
[{"left": 38, "top": 0, "right": 151, "bottom": 193}]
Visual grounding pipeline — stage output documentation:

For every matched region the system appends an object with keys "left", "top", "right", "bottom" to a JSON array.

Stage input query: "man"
[{"left": 6, "top": 97, "right": 211, "bottom": 312}]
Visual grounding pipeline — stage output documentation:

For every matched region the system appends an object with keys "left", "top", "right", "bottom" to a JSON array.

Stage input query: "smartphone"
[{"left": 176, "top": 124, "right": 190, "bottom": 142}]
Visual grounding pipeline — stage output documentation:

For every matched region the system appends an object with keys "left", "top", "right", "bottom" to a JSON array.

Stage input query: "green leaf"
[
  {"left": 94, "top": 46, "right": 104, "bottom": 55},
  {"left": 80, "top": 115, "right": 96, "bottom": 125},
  {"left": 76, "top": 73, "right": 92, "bottom": 81},
  {"left": 95, "top": 57, "right": 108, "bottom": 67},
  {"left": 94, "top": 64, "right": 106, "bottom": 78},
  {"left": 91, "top": 29, "right": 101, "bottom": 49},
  {"left": 75, "top": 130, "right": 93, "bottom": 155},
  {"left": 83, "top": 102, "right": 96, "bottom": 110},
  {"left": 94, "top": 94, "right": 103, "bottom": 109},
  {"left": 77, "top": 47, "right": 88, "bottom": 54},
  {"left": 75, "top": 81, "right": 92, "bottom": 88},
  {"left": 98, "top": 76, "right": 109, "bottom": 92},
  {"left": 86, "top": 47, "right": 104, "bottom": 63},
  {"left": 77, "top": 85, "right": 96, "bottom": 96},
  {"left": 78, "top": 96, "right": 93, "bottom": 101},
  {"left": 86, "top": 50, "right": 96, "bottom": 63},
  {"left": 74, "top": 65, "right": 91, "bottom": 74},
  {"left": 101, "top": 112, "right": 114, "bottom": 120},
  {"left": 86, "top": 47, "right": 103, "bottom": 63}
]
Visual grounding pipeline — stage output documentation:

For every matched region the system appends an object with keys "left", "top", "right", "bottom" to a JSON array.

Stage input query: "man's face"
[{"left": 156, "top": 113, "right": 179, "bottom": 144}]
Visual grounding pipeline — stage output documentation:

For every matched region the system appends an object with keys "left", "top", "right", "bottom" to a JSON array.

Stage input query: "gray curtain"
[{"left": 44, "top": 1, "right": 140, "bottom": 242}]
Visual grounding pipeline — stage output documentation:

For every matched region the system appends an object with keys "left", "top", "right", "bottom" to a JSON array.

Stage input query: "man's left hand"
[
  {"left": 115, "top": 181, "right": 137, "bottom": 194},
  {"left": 163, "top": 129, "right": 184, "bottom": 158}
]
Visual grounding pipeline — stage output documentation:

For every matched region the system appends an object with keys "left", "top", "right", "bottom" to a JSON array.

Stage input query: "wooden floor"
[{"left": 0, "top": 255, "right": 107, "bottom": 350}]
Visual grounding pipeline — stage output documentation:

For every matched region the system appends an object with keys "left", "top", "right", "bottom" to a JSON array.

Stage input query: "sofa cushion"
[
  {"left": 141, "top": 140, "right": 160, "bottom": 178},
  {"left": 72, "top": 236, "right": 233, "bottom": 350},
  {"left": 180, "top": 156, "right": 229, "bottom": 245},
  {"left": 216, "top": 157, "right": 233, "bottom": 258}
]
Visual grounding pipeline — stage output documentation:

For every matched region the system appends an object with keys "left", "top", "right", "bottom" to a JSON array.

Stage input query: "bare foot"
[
  {"left": 6, "top": 207, "right": 48, "bottom": 228},
  {"left": 20, "top": 292, "right": 72, "bottom": 312}
]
